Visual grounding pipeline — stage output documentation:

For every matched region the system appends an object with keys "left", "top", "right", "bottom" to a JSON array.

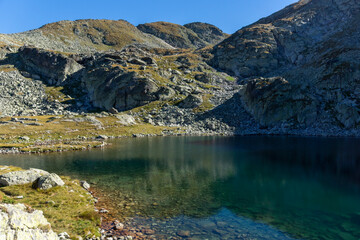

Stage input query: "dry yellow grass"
[
  {"left": 0, "top": 115, "right": 175, "bottom": 153},
  {"left": 40, "top": 19, "right": 160, "bottom": 51},
  {"left": 141, "top": 21, "right": 190, "bottom": 38},
  {"left": 0, "top": 65, "right": 17, "bottom": 72}
]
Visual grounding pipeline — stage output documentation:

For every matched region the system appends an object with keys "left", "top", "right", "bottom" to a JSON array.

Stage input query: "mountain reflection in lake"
[{"left": 1, "top": 136, "right": 360, "bottom": 239}]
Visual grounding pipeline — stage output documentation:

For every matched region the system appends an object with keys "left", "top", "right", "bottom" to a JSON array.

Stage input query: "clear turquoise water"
[{"left": 1, "top": 136, "right": 360, "bottom": 239}]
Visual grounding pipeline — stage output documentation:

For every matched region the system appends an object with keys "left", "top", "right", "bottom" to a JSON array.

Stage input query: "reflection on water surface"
[{"left": 1, "top": 136, "right": 360, "bottom": 239}]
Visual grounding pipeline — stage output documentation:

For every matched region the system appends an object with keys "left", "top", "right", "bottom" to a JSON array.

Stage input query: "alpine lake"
[{"left": 0, "top": 136, "right": 360, "bottom": 240}]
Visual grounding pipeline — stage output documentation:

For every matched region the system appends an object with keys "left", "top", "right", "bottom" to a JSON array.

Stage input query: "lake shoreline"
[
  {"left": 2, "top": 112, "right": 360, "bottom": 155},
  {"left": 2, "top": 129, "right": 360, "bottom": 155}
]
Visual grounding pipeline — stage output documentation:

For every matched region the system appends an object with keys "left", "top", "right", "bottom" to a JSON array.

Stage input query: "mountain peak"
[{"left": 137, "top": 21, "right": 228, "bottom": 49}]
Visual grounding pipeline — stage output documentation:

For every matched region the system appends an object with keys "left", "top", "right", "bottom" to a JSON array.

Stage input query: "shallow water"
[{"left": 1, "top": 136, "right": 360, "bottom": 239}]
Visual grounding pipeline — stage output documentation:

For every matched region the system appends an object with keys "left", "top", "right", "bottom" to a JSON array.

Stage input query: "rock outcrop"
[
  {"left": 116, "top": 114, "right": 136, "bottom": 126},
  {"left": 82, "top": 52, "right": 175, "bottom": 111},
  {"left": 212, "top": 0, "right": 360, "bottom": 77},
  {"left": 17, "top": 46, "right": 84, "bottom": 85},
  {"left": 0, "top": 203, "right": 59, "bottom": 239}
]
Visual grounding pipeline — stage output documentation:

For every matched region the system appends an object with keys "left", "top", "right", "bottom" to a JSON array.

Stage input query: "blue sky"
[{"left": 0, "top": 0, "right": 296, "bottom": 34}]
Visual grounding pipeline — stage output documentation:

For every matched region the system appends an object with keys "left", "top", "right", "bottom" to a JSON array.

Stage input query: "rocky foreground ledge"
[
  {"left": 0, "top": 166, "right": 139, "bottom": 240},
  {"left": 0, "top": 203, "right": 59, "bottom": 239},
  {"left": 0, "top": 166, "right": 102, "bottom": 239}
]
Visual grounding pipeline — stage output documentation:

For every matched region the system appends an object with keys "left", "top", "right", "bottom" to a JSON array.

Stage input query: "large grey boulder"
[
  {"left": 0, "top": 169, "right": 49, "bottom": 186},
  {"left": 116, "top": 114, "right": 136, "bottom": 126},
  {"left": 34, "top": 173, "right": 65, "bottom": 190},
  {"left": 179, "top": 94, "right": 203, "bottom": 109},
  {"left": 0, "top": 203, "right": 59, "bottom": 239}
]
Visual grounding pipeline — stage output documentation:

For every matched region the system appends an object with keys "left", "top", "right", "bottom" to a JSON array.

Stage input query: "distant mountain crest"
[
  {"left": 0, "top": 19, "right": 228, "bottom": 53},
  {"left": 137, "top": 21, "right": 228, "bottom": 49}
]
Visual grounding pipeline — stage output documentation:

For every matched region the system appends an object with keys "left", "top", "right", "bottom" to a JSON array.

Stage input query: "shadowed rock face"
[
  {"left": 240, "top": 77, "right": 317, "bottom": 126},
  {"left": 212, "top": 0, "right": 360, "bottom": 127},
  {"left": 80, "top": 46, "right": 178, "bottom": 112},
  {"left": 17, "top": 46, "right": 84, "bottom": 85}
]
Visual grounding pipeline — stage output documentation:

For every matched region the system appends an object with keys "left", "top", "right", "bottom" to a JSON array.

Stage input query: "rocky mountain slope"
[
  {"left": 0, "top": 0, "right": 359, "bottom": 138},
  {"left": 0, "top": 19, "right": 173, "bottom": 53},
  {"left": 137, "top": 21, "right": 229, "bottom": 48},
  {"left": 212, "top": 0, "right": 360, "bottom": 130}
]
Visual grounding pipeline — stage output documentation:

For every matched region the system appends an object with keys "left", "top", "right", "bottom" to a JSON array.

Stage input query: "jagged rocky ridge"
[
  {"left": 0, "top": 0, "right": 359, "bottom": 136},
  {"left": 212, "top": 0, "right": 360, "bottom": 130}
]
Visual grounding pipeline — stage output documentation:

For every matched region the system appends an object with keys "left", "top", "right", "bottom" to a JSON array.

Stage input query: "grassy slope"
[
  {"left": 39, "top": 19, "right": 168, "bottom": 52},
  {"left": 139, "top": 21, "right": 197, "bottom": 38},
  {"left": 0, "top": 115, "right": 175, "bottom": 153}
]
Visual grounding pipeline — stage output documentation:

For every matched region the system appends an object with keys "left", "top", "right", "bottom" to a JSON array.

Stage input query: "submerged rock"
[
  {"left": 177, "top": 230, "right": 191, "bottom": 237},
  {"left": 0, "top": 168, "right": 49, "bottom": 186}
]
